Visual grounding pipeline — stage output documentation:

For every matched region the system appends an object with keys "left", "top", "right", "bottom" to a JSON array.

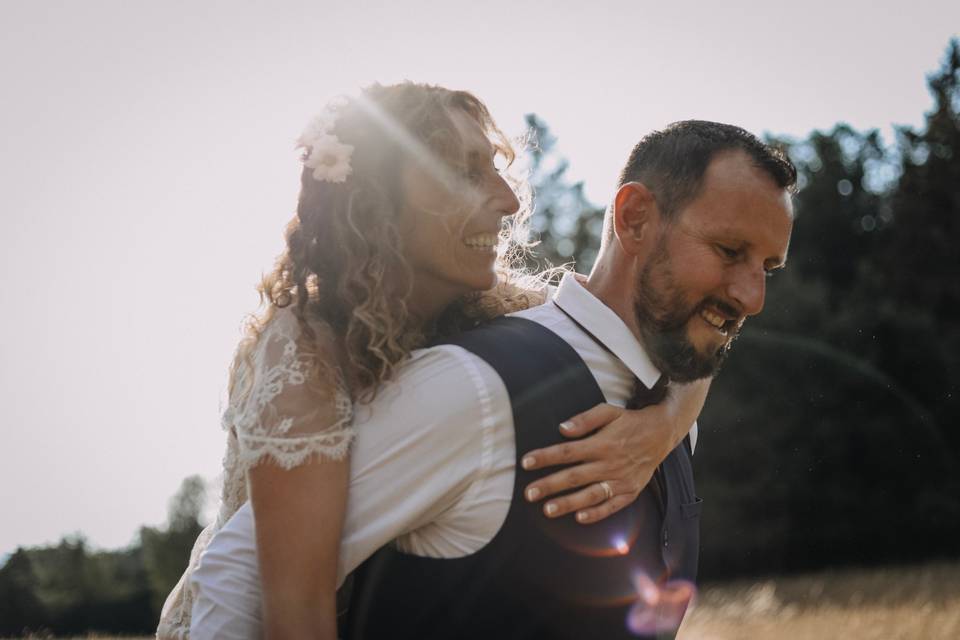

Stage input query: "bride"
[{"left": 157, "top": 82, "right": 708, "bottom": 639}]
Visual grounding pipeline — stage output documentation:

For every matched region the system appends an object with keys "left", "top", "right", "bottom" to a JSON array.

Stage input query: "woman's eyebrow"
[
  {"left": 466, "top": 134, "right": 496, "bottom": 158},
  {"left": 466, "top": 146, "right": 495, "bottom": 163}
]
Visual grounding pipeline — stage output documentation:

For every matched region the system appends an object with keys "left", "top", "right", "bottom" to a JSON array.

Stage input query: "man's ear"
[{"left": 613, "top": 182, "right": 658, "bottom": 256}]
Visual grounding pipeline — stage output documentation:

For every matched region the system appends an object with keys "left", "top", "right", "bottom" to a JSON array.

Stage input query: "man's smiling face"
[{"left": 634, "top": 150, "right": 794, "bottom": 382}]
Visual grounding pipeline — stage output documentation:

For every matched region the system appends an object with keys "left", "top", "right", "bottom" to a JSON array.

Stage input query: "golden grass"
[{"left": 678, "top": 561, "right": 960, "bottom": 640}]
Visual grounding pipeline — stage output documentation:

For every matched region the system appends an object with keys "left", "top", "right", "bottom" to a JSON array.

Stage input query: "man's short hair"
[{"left": 617, "top": 120, "right": 797, "bottom": 218}]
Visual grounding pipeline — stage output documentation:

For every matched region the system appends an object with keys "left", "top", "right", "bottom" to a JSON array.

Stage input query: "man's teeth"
[
  {"left": 463, "top": 232, "right": 498, "bottom": 249},
  {"left": 700, "top": 309, "right": 728, "bottom": 333}
]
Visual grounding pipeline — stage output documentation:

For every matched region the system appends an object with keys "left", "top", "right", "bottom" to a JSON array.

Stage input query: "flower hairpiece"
[{"left": 296, "top": 102, "right": 354, "bottom": 184}]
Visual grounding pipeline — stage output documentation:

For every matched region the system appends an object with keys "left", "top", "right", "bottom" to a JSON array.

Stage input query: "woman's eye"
[{"left": 461, "top": 165, "right": 484, "bottom": 183}]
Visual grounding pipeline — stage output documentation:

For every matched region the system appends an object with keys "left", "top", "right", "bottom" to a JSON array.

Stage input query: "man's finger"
[
  {"left": 521, "top": 438, "right": 601, "bottom": 472},
  {"left": 574, "top": 494, "right": 635, "bottom": 525},
  {"left": 559, "top": 403, "right": 624, "bottom": 438},
  {"left": 524, "top": 461, "right": 610, "bottom": 503},
  {"left": 537, "top": 479, "right": 625, "bottom": 519}
]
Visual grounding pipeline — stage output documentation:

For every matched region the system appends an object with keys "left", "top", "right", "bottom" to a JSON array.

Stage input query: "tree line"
[
  {"left": 2, "top": 38, "right": 957, "bottom": 637},
  {"left": 0, "top": 477, "right": 205, "bottom": 636}
]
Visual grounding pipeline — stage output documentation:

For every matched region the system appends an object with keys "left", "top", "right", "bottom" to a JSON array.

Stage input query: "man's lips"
[
  {"left": 699, "top": 308, "right": 729, "bottom": 334},
  {"left": 696, "top": 301, "right": 742, "bottom": 337}
]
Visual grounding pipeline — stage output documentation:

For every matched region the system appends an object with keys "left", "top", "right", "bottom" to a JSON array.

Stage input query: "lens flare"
[
  {"left": 354, "top": 92, "right": 485, "bottom": 204},
  {"left": 625, "top": 570, "right": 696, "bottom": 636},
  {"left": 540, "top": 519, "right": 642, "bottom": 559},
  {"left": 613, "top": 535, "right": 631, "bottom": 555}
]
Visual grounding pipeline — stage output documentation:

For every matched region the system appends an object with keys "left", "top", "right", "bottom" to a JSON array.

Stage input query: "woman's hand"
[{"left": 520, "top": 378, "right": 710, "bottom": 524}]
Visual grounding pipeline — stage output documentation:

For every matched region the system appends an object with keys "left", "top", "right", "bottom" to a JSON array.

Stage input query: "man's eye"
[{"left": 718, "top": 245, "right": 739, "bottom": 259}]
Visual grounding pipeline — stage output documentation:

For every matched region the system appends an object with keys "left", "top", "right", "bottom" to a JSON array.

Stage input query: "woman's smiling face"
[{"left": 397, "top": 107, "right": 520, "bottom": 310}]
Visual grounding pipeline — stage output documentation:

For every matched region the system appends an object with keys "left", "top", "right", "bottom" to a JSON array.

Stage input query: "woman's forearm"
[
  {"left": 663, "top": 377, "right": 711, "bottom": 446},
  {"left": 263, "top": 593, "right": 337, "bottom": 640},
  {"left": 249, "top": 459, "right": 350, "bottom": 640}
]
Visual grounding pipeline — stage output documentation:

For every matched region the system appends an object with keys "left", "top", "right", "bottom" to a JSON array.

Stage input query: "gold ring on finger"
[{"left": 599, "top": 481, "right": 614, "bottom": 501}]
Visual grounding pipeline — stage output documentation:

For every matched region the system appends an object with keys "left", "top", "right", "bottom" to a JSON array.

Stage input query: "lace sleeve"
[{"left": 222, "top": 309, "right": 354, "bottom": 473}]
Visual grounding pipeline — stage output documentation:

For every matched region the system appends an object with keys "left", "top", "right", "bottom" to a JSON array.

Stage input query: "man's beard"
[{"left": 633, "top": 245, "right": 737, "bottom": 383}]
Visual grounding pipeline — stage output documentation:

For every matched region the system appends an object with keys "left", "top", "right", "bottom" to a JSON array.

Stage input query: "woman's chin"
[
  {"left": 474, "top": 270, "right": 500, "bottom": 292},
  {"left": 451, "top": 264, "right": 499, "bottom": 294}
]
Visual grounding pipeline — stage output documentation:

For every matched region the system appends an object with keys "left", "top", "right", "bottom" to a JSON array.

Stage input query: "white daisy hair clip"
[{"left": 296, "top": 100, "right": 354, "bottom": 184}]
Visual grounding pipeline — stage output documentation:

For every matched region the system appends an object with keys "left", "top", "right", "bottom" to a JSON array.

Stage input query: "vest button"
[{"left": 663, "top": 530, "right": 669, "bottom": 547}]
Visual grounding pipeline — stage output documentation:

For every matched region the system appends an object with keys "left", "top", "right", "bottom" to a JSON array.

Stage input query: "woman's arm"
[
  {"left": 520, "top": 377, "right": 710, "bottom": 523},
  {"left": 232, "top": 313, "right": 355, "bottom": 640},
  {"left": 249, "top": 457, "right": 347, "bottom": 640}
]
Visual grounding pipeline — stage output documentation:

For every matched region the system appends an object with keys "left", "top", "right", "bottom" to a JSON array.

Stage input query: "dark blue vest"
[{"left": 342, "top": 317, "right": 701, "bottom": 639}]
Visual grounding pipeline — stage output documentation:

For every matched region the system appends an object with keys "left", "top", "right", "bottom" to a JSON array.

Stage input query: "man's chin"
[{"left": 647, "top": 331, "right": 727, "bottom": 383}]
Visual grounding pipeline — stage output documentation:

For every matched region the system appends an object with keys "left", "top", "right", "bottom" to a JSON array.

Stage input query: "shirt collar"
[{"left": 552, "top": 272, "right": 662, "bottom": 389}]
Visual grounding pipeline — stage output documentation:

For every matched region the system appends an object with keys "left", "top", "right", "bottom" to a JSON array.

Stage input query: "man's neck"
[{"left": 584, "top": 259, "right": 644, "bottom": 346}]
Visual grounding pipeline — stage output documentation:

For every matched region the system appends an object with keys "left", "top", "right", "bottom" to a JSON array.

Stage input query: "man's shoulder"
[{"left": 509, "top": 297, "right": 567, "bottom": 331}]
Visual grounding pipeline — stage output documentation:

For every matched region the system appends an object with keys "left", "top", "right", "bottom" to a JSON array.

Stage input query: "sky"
[{"left": 1, "top": 0, "right": 957, "bottom": 556}]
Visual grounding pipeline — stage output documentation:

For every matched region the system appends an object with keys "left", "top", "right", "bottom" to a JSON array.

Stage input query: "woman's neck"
[{"left": 405, "top": 280, "right": 463, "bottom": 331}]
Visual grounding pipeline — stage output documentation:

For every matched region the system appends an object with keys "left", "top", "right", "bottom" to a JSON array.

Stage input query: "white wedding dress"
[{"left": 156, "top": 308, "right": 354, "bottom": 639}]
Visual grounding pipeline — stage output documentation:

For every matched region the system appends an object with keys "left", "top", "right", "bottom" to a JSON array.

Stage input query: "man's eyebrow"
[
  {"left": 700, "top": 224, "right": 739, "bottom": 237},
  {"left": 686, "top": 225, "right": 740, "bottom": 242}
]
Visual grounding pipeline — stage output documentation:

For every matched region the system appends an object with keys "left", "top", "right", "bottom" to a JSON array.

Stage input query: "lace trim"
[
  {"left": 235, "top": 424, "right": 356, "bottom": 471},
  {"left": 223, "top": 309, "right": 355, "bottom": 472}
]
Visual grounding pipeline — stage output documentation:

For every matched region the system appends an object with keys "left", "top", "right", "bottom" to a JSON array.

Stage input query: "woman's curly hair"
[{"left": 236, "top": 82, "right": 548, "bottom": 404}]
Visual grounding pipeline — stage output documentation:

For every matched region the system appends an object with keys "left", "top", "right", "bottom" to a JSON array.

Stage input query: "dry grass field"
[
  {"left": 678, "top": 561, "right": 960, "bottom": 639},
  {"left": 16, "top": 561, "right": 960, "bottom": 640}
]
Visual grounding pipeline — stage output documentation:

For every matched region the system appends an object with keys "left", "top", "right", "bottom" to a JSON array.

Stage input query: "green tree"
[
  {"left": 0, "top": 536, "right": 155, "bottom": 635},
  {"left": 141, "top": 475, "right": 207, "bottom": 616},
  {"left": 776, "top": 125, "right": 893, "bottom": 301},
  {"left": 883, "top": 38, "right": 960, "bottom": 452},
  {"left": 523, "top": 114, "right": 604, "bottom": 272},
  {"left": 0, "top": 549, "right": 47, "bottom": 635}
]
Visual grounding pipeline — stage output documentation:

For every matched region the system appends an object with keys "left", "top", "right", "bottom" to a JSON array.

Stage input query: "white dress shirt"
[{"left": 189, "top": 273, "right": 697, "bottom": 638}]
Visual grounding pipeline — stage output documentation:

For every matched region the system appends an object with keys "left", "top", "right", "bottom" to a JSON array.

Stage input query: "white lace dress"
[{"left": 156, "top": 308, "right": 354, "bottom": 639}]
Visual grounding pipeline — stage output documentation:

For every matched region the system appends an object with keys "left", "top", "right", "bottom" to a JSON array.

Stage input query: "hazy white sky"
[{"left": 1, "top": 0, "right": 957, "bottom": 555}]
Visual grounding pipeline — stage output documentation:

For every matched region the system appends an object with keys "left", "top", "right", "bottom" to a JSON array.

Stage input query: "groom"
[{"left": 337, "top": 120, "right": 797, "bottom": 639}]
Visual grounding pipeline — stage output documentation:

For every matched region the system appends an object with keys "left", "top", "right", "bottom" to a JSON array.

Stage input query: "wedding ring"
[{"left": 599, "top": 481, "right": 614, "bottom": 501}]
